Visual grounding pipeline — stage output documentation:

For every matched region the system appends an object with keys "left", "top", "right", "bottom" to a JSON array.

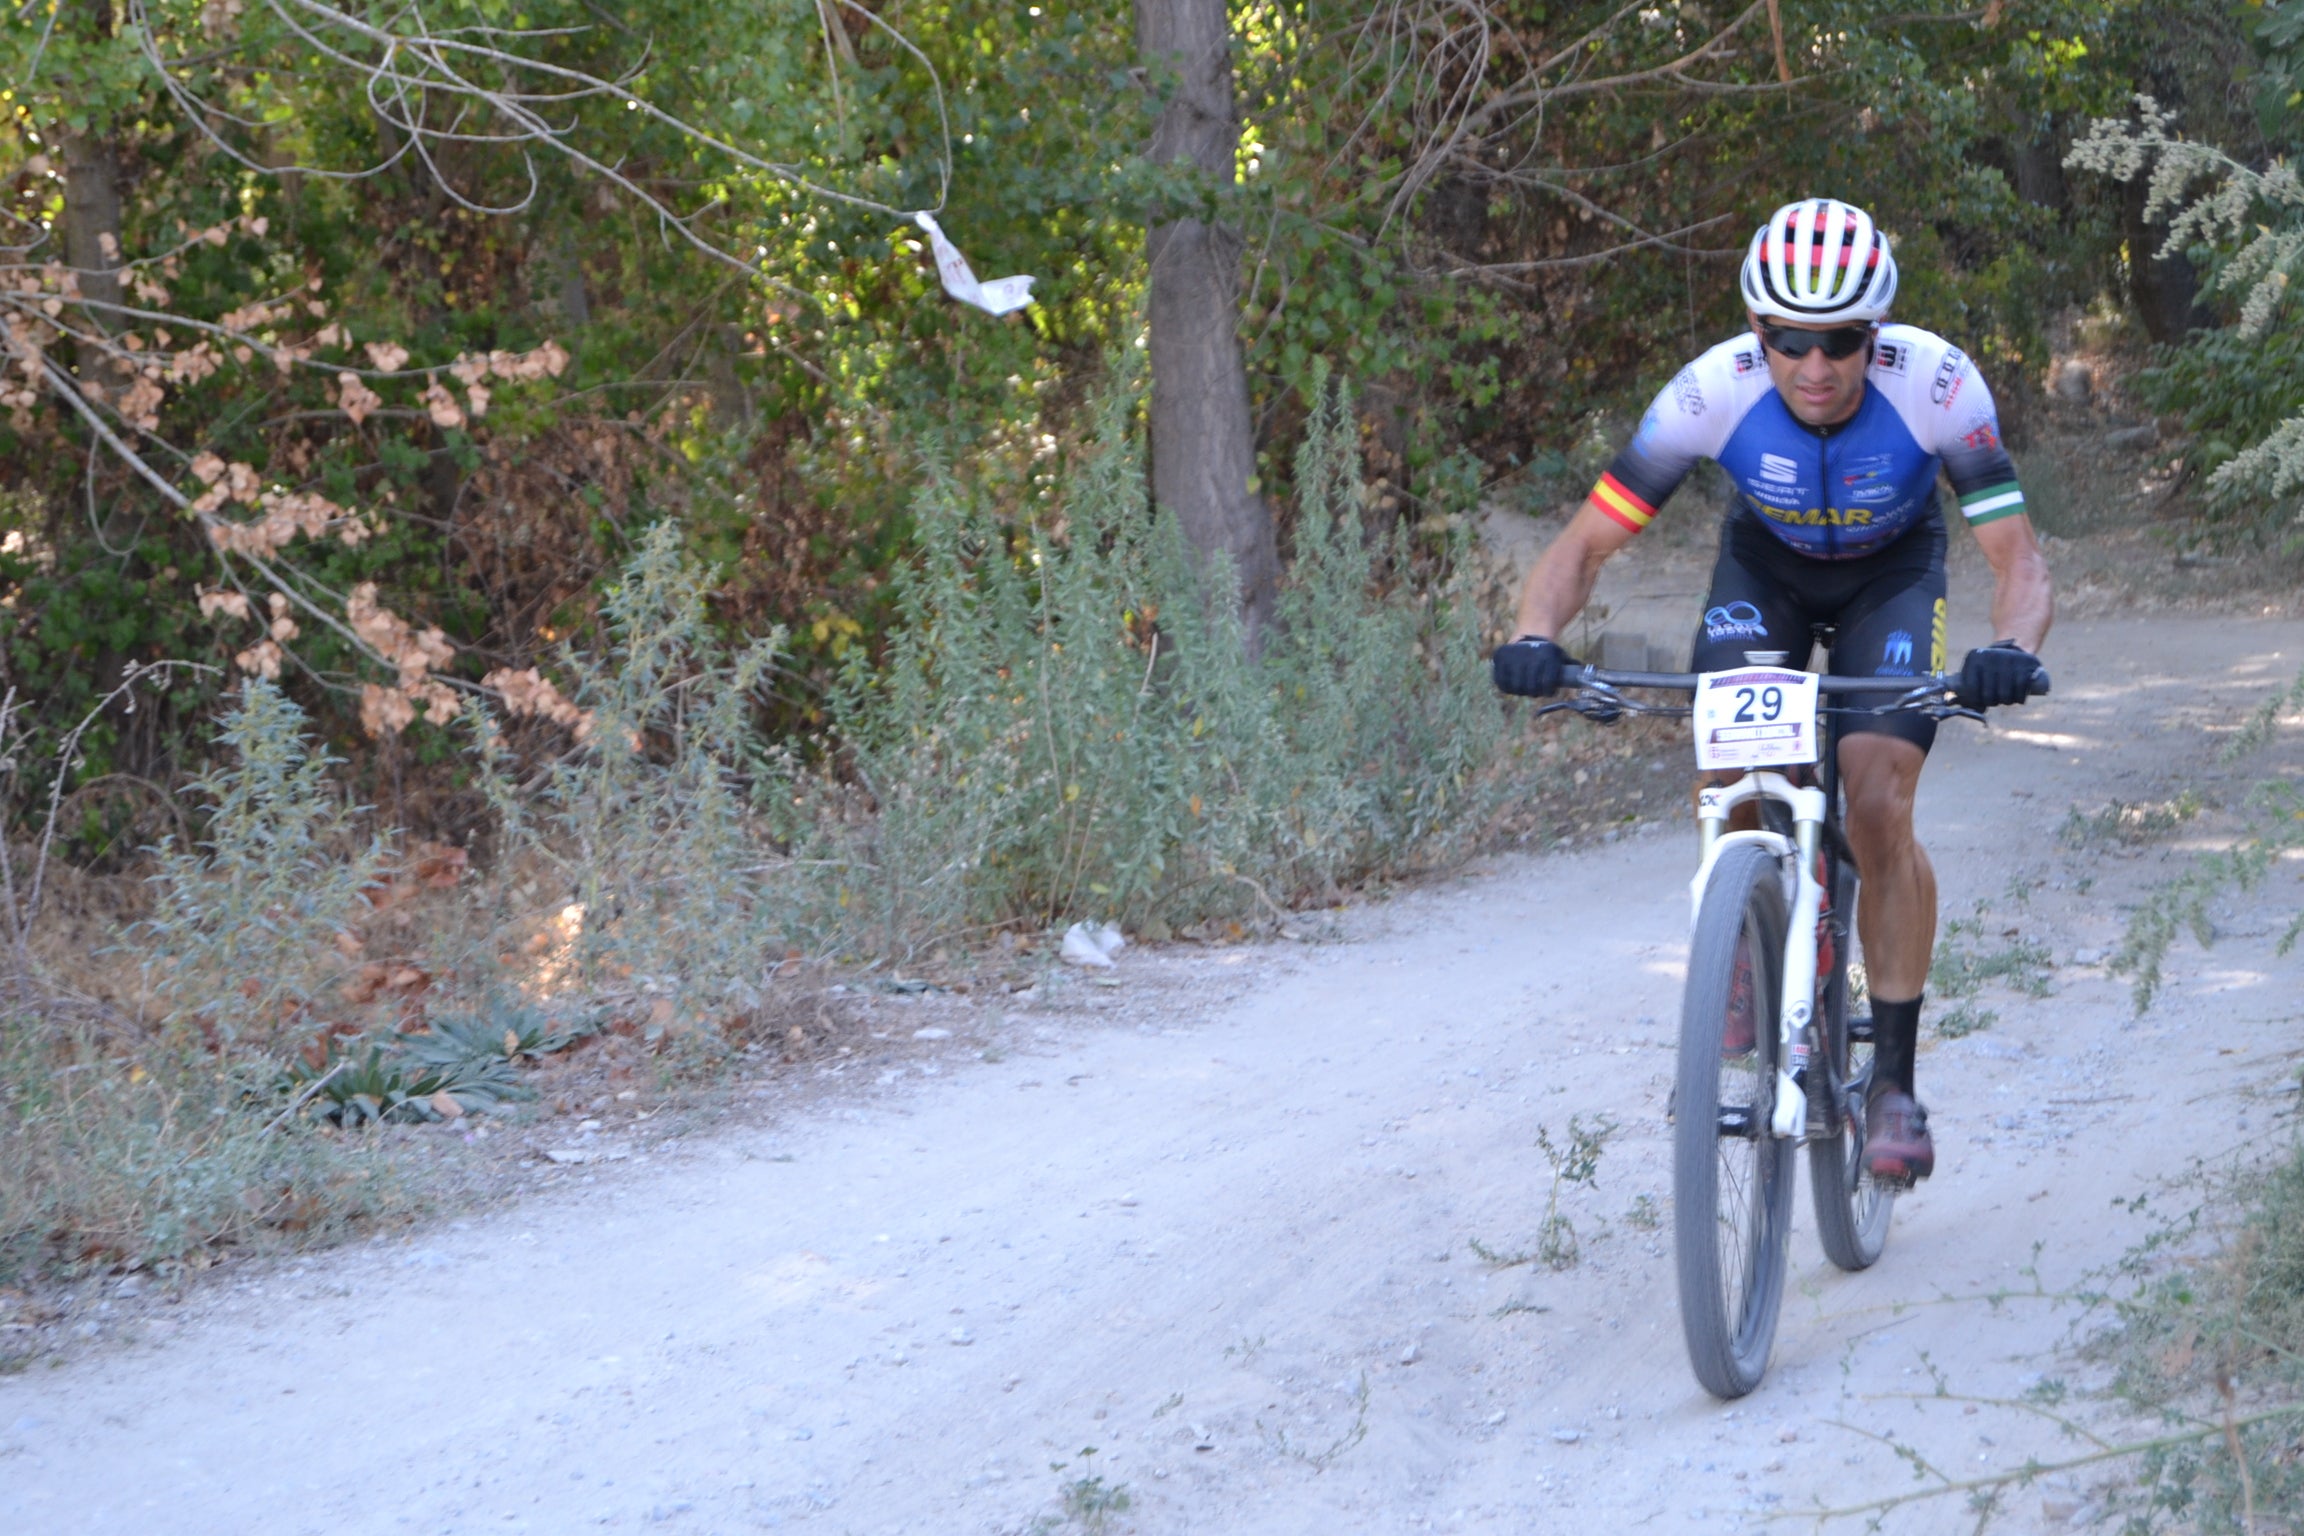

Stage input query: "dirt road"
[{"left": 5, "top": 609, "right": 2300, "bottom": 1535}]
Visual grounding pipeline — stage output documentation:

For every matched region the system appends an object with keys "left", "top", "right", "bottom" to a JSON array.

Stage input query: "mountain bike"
[{"left": 1536, "top": 650, "right": 2047, "bottom": 1398}]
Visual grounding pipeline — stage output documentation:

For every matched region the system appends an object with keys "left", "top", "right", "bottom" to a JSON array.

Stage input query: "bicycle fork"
[{"left": 1691, "top": 773, "right": 1829, "bottom": 1141}]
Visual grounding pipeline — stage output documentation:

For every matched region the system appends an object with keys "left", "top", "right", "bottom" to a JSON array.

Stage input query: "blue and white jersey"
[{"left": 1586, "top": 325, "right": 2027, "bottom": 560}]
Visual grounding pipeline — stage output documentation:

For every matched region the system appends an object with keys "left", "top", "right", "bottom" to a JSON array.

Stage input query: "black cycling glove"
[
  {"left": 1492, "top": 635, "right": 1568, "bottom": 698},
  {"left": 1957, "top": 640, "right": 2042, "bottom": 709}
]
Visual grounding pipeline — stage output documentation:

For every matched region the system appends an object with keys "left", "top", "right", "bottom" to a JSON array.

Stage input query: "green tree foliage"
[{"left": 0, "top": 0, "right": 2257, "bottom": 813}]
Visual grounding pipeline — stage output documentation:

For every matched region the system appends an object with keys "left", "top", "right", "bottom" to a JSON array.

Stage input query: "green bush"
[
  {"left": 474, "top": 519, "right": 788, "bottom": 1024},
  {"left": 802, "top": 360, "right": 1514, "bottom": 959},
  {"left": 134, "top": 679, "right": 389, "bottom": 1049}
]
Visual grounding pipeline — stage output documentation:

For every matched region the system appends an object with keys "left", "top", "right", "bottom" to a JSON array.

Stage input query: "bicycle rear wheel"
[
  {"left": 1674, "top": 841, "right": 1798, "bottom": 1400},
  {"left": 1809, "top": 855, "right": 1894, "bottom": 1270}
]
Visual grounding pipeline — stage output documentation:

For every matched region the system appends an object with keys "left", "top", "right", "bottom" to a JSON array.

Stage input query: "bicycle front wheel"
[
  {"left": 1674, "top": 840, "right": 1798, "bottom": 1400},
  {"left": 1810, "top": 856, "right": 1894, "bottom": 1271}
]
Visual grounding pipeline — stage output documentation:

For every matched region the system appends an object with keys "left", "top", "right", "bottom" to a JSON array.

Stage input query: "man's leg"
[
  {"left": 1839, "top": 731, "right": 1937, "bottom": 1180},
  {"left": 1839, "top": 732, "right": 1934, "bottom": 1014}
]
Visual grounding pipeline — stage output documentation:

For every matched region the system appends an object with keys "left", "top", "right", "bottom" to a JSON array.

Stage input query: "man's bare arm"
[
  {"left": 1512, "top": 500, "right": 1644, "bottom": 641},
  {"left": 1970, "top": 515, "right": 2053, "bottom": 654}
]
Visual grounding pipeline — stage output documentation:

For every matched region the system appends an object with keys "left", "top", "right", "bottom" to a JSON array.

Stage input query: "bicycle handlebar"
[
  {"left": 1538, "top": 659, "right": 2051, "bottom": 722},
  {"left": 1557, "top": 662, "right": 2051, "bottom": 702}
]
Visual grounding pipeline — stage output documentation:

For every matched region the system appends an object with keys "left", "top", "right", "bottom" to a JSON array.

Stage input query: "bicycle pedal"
[{"left": 1847, "top": 1014, "right": 1875, "bottom": 1042}]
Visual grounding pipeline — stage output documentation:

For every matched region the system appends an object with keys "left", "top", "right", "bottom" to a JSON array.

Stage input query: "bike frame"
[{"left": 1691, "top": 770, "right": 1827, "bottom": 1141}]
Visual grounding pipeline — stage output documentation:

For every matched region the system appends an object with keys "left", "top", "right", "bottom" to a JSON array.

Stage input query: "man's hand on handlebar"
[
  {"left": 1492, "top": 635, "right": 1569, "bottom": 698},
  {"left": 1956, "top": 640, "right": 2048, "bottom": 710}
]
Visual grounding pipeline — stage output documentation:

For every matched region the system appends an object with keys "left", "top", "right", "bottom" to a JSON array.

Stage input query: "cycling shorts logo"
[
  {"left": 1673, "top": 366, "right": 1705, "bottom": 416},
  {"left": 1931, "top": 347, "right": 1968, "bottom": 406},
  {"left": 1879, "top": 629, "right": 1916, "bottom": 675},
  {"left": 1759, "top": 452, "right": 1799, "bottom": 483},
  {"left": 1705, "top": 600, "right": 1768, "bottom": 641}
]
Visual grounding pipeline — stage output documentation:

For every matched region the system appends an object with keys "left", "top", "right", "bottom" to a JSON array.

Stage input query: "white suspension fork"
[{"left": 1693, "top": 773, "right": 1828, "bottom": 1140}]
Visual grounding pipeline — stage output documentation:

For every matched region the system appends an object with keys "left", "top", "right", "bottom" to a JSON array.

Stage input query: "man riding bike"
[{"left": 1492, "top": 198, "right": 2054, "bottom": 1185}]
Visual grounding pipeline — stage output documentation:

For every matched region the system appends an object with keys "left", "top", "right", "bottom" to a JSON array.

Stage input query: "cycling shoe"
[{"left": 1864, "top": 1090, "right": 1934, "bottom": 1185}]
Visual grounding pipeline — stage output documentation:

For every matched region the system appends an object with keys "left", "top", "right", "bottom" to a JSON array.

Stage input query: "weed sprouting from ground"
[
  {"left": 1929, "top": 903, "right": 2054, "bottom": 1006},
  {"left": 1036, "top": 1447, "right": 1131, "bottom": 1535},
  {"left": 1933, "top": 1000, "right": 1998, "bottom": 1039},
  {"left": 2059, "top": 793, "right": 2204, "bottom": 850},
  {"left": 1469, "top": 1116, "right": 1617, "bottom": 1271}
]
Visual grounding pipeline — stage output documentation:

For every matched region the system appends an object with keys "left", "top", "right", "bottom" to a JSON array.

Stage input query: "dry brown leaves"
[{"left": 349, "top": 583, "right": 460, "bottom": 735}]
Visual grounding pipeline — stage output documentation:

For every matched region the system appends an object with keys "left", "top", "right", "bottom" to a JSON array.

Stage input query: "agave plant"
[{"left": 282, "top": 1035, "right": 529, "bottom": 1128}]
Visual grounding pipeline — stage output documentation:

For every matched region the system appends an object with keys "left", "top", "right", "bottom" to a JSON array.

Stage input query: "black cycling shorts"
[{"left": 1688, "top": 509, "right": 1949, "bottom": 753}]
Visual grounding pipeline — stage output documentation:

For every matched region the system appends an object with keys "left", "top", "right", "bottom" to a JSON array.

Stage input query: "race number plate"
[{"left": 1693, "top": 668, "right": 1821, "bottom": 771}]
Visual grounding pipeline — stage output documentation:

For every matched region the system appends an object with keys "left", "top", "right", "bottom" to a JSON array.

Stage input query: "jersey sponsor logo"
[
  {"left": 1673, "top": 366, "right": 1705, "bottom": 416},
  {"left": 1871, "top": 339, "right": 1909, "bottom": 375},
  {"left": 1959, "top": 419, "right": 2000, "bottom": 452},
  {"left": 1879, "top": 629, "right": 1916, "bottom": 676},
  {"left": 1839, "top": 452, "right": 1899, "bottom": 503},
  {"left": 1732, "top": 345, "right": 1763, "bottom": 375},
  {"left": 1759, "top": 451, "right": 1799, "bottom": 483},
  {"left": 1930, "top": 347, "right": 1968, "bottom": 407},
  {"left": 1704, "top": 600, "right": 1769, "bottom": 641},
  {"left": 1753, "top": 500, "right": 1874, "bottom": 528}
]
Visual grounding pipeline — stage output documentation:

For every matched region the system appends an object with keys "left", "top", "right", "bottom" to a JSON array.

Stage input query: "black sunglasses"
[{"left": 1759, "top": 323, "right": 1874, "bottom": 361}]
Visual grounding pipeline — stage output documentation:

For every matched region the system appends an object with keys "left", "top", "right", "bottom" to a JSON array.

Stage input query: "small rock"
[
  {"left": 912, "top": 1027, "right": 951, "bottom": 1040},
  {"left": 1399, "top": 1342, "right": 1421, "bottom": 1365},
  {"left": 1191, "top": 1425, "right": 1217, "bottom": 1450},
  {"left": 949, "top": 1327, "right": 974, "bottom": 1346},
  {"left": 789, "top": 1427, "right": 813, "bottom": 1441},
  {"left": 2053, "top": 360, "right": 2093, "bottom": 402},
  {"left": 2104, "top": 423, "right": 2157, "bottom": 452},
  {"left": 1550, "top": 1426, "right": 1579, "bottom": 1443},
  {"left": 2071, "top": 946, "right": 2111, "bottom": 966},
  {"left": 545, "top": 1148, "right": 594, "bottom": 1165},
  {"left": 1484, "top": 1410, "right": 1508, "bottom": 1427}
]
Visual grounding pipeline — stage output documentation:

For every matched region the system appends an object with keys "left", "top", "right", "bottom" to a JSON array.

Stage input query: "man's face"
[{"left": 1750, "top": 312, "right": 1873, "bottom": 427}]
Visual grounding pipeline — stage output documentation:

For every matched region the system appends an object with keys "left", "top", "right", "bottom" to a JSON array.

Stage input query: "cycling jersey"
[{"left": 1587, "top": 325, "right": 2026, "bottom": 560}]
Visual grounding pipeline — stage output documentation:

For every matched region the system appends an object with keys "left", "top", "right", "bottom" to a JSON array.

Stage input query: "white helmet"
[{"left": 1739, "top": 198, "right": 1898, "bottom": 325}]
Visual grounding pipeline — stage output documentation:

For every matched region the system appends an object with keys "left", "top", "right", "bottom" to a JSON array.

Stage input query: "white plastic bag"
[
  {"left": 1060, "top": 921, "right": 1127, "bottom": 968},
  {"left": 914, "top": 212, "right": 1035, "bottom": 317}
]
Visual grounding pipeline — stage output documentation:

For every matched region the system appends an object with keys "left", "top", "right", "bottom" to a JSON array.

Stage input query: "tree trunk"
[
  {"left": 59, "top": 0, "right": 126, "bottom": 396},
  {"left": 1137, "top": 0, "right": 1276, "bottom": 654}
]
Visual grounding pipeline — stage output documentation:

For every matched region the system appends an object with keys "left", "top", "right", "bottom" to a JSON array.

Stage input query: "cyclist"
[{"left": 1492, "top": 198, "right": 2053, "bottom": 1185}]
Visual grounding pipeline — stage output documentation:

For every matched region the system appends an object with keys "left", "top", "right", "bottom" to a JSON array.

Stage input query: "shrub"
[
  {"left": 0, "top": 1010, "right": 404, "bottom": 1279},
  {"left": 804, "top": 359, "right": 1514, "bottom": 959},
  {"left": 134, "top": 678, "right": 389, "bottom": 1049},
  {"left": 473, "top": 518, "right": 787, "bottom": 1024}
]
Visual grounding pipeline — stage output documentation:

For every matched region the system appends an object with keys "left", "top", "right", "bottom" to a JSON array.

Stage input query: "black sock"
[{"left": 1871, "top": 994, "right": 1923, "bottom": 1098}]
